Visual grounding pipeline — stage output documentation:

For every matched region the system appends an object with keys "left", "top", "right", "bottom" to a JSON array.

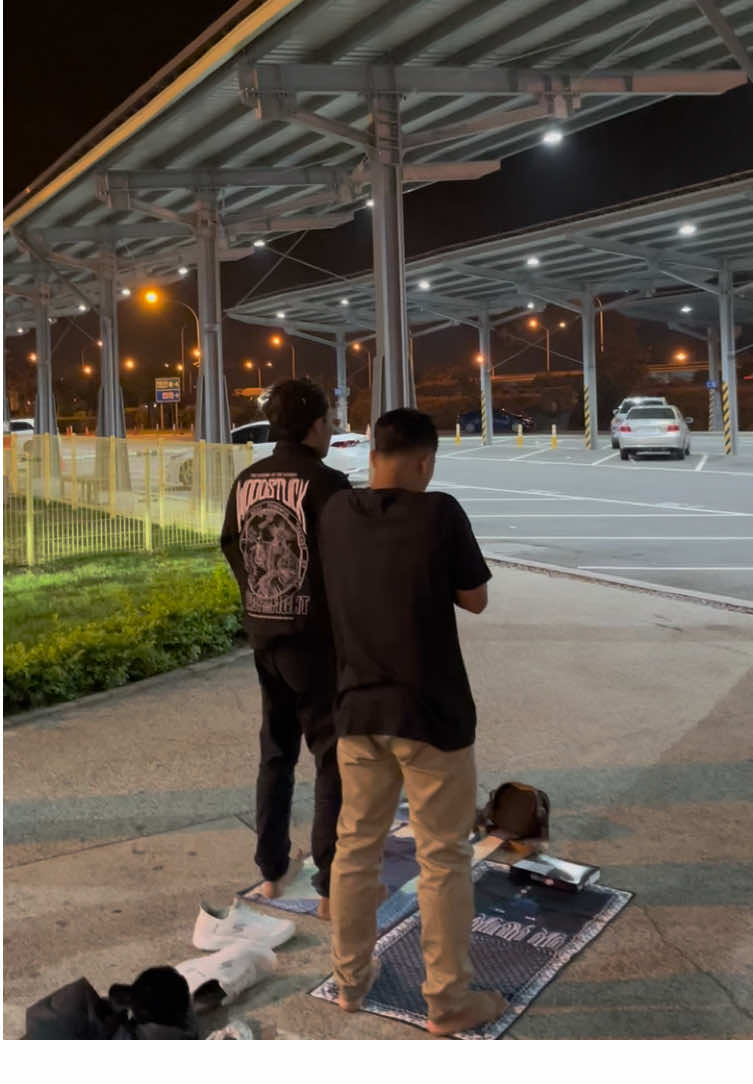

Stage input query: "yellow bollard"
[
  {"left": 551, "top": 424, "right": 558, "bottom": 449},
  {"left": 455, "top": 421, "right": 461, "bottom": 444},
  {"left": 516, "top": 423, "right": 524, "bottom": 448}
]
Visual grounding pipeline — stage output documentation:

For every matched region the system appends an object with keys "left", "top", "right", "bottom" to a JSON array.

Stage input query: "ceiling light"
[
  {"left": 17, "top": 327, "right": 24, "bottom": 334},
  {"left": 418, "top": 279, "right": 431, "bottom": 291},
  {"left": 178, "top": 266, "right": 189, "bottom": 276},
  {"left": 340, "top": 298, "right": 350, "bottom": 306},
  {"left": 542, "top": 128, "right": 563, "bottom": 146},
  {"left": 78, "top": 304, "right": 88, "bottom": 312},
  {"left": 678, "top": 222, "right": 697, "bottom": 237},
  {"left": 526, "top": 302, "right": 535, "bottom": 309},
  {"left": 680, "top": 305, "right": 693, "bottom": 314},
  {"left": 253, "top": 239, "right": 266, "bottom": 248},
  {"left": 526, "top": 256, "right": 540, "bottom": 268},
  {"left": 275, "top": 311, "right": 286, "bottom": 319},
  {"left": 120, "top": 287, "right": 131, "bottom": 297},
  {"left": 365, "top": 198, "right": 374, "bottom": 208}
]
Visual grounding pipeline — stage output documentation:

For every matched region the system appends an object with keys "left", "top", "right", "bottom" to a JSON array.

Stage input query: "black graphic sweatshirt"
[{"left": 221, "top": 441, "right": 350, "bottom": 650}]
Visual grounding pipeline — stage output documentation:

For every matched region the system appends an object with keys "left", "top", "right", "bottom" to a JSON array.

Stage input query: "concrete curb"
[
  {"left": 483, "top": 553, "right": 753, "bottom": 615},
  {"left": 3, "top": 644, "right": 252, "bottom": 731}
]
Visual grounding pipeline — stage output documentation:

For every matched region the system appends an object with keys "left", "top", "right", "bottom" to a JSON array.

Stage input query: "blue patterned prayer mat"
[
  {"left": 310, "top": 860, "right": 632, "bottom": 1039},
  {"left": 237, "top": 812, "right": 501, "bottom": 927}
]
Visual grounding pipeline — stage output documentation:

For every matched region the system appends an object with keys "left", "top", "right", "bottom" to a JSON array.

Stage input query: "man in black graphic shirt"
[
  {"left": 221, "top": 380, "right": 350, "bottom": 916},
  {"left": 319, "top": 408, "right": 506, "bottom": 1034}
]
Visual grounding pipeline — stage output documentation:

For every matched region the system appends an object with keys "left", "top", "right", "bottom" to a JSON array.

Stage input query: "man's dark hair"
[
  {"left": 264, "top": 379, "right": 329, "bottom": 442},
  {"left": 374, "top": 408, "right": 438, "bottom": 456}
]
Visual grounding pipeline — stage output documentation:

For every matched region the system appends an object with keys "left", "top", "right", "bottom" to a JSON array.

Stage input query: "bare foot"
[
  {"left": 258, "top": 850, "right": 305, "bottom": 900},
  {"left": 337, "top": 958, "right": 382, "bottom": 1013},
  {"left": 427, "top": 991, "right": 508, "bottom": 1036}
]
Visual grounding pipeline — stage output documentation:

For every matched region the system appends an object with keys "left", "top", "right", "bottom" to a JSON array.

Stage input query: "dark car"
[{"left": 458, "top": 407, "right": 535, "bottom": 435}]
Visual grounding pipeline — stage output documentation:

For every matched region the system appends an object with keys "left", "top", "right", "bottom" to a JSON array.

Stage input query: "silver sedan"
[{"left": 617, "top": 405, "right": 692, "bottom": 460}]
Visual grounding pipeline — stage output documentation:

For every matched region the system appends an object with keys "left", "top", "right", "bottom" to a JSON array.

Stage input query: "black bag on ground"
[{"left": 480, "top": 781, "right": 550, "bottom": 844}]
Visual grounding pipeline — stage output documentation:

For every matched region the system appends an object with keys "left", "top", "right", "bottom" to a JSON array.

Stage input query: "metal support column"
[
  {"left": 581, "top": 293, "right": 599, "bottom": 450},
  {"left": 194, "top": 193, "right": 230, "bottom": 444},
  {"left": 335, "top": 330, "right": 348, "bottom": 432},
  {"left": 718, "top": 263, "right": 739, "bottom": 456},
  {"left": 33, "top": 280, "right": 57, "bottom": 436},
  {"left": 369, "top": 90, "right": 412, "bottom": 431},
  {"left": 478, "top": 312, "right": 494, "bottom": 446},
  {"left": 96, "top": 255, "right": 127, "bottom": 438},
  {"left": 706, "top": 326, "right": 722, "bottom": 432}
]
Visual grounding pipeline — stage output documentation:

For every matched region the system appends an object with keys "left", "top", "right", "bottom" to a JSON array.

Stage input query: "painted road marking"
[
  {"left": 578, "top": 566, "right": 753, "bottom": 572},
  {"left": 468, "top": 512, "right": 749, "bottom": 518},
  {"left": 591, "top": 451, "right": 619, "bottom": 465},
  {"left": 476, "top": 536, "right": 753, "bottom": 541},
  {"left": 440, "top": 455, "right": 753, "bottom": 478},
  {"left": 695, "top": 455, "right": 709, "bottom": 472}
]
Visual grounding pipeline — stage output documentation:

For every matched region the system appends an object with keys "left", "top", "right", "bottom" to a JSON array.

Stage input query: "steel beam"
[
  {"left": 402, "top": 105, "right": 549, "bottom": 150},
  {"left": 225, "top": 211, "right": 354, "bottom": 237},
  {"left": 369, "top": 91, "right": 412, "bottom": 428},
  {"left": 401, "top": 162, "right": 500, "bottom": 182},
  {"left": 706, "top": 325, "right": 723, "bottom": 432},
  {"left": 335, "top": 329, "right": 348, "bottom": 431},
  {"left": 33, "top": 280, "right": 58, "bottom": 437},
  {"left": 244, "top": 63, "right": 744, "bottom": 98},
  {"left": 694, "top": 1, "right": 753, "bottom": 82},
  {"left": 581, "top": 292, "right": 598, "bottom": 451},
  {"left": 718, "top": 263, "right": 739, "bottom": 455},
  {"left": 568, "top": 231, "right": 721, "bottom": 273},
  {"left": 101, "top": 167, "right": 353, "bottom": 191},
  {"left": 40, "top": 223, "right": 192, "bottom": 243},
  {"left": 95, "top": 257, "right": 127, "bottom": 440},
  {"left": 194, "top": 195, "right": 231, "bottom": 444},
  {"left": 478, "top": 312, "right": 494, "bottom": 447}
]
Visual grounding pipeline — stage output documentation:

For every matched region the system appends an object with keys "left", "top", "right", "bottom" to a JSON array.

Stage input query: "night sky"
[{"left": 4, "top": 1, "right": 753, "bottom": 409}]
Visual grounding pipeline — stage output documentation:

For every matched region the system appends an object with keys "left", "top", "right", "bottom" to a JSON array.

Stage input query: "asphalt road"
[{"left": 433, "top": 432, "right": 753, "bottom": 604}]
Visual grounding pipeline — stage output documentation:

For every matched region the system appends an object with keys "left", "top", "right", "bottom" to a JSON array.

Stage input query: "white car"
[
  {"left": 3, "top": 417, "right": 35, "bottom": 435},
  {"left": 610, "top": 397, "right": 667, "bottom": 448},
  {"left": 617, "top": 405, "right": 692, "bottom": 461},
  {"left": 165, "top": 421, "right": 370, "bottom": 488}
]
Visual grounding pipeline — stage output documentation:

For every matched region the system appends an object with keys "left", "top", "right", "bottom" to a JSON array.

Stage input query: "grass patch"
[{"left": 3, "top": 547, "right": 244, "bottom": 715}]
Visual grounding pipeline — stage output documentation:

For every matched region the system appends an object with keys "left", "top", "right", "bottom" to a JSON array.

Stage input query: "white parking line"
[
  {"left": 695, "top": 455, "right": 708, "bottom": 472},
  {"left": 432, "top": 479, "right": 748, "bottom": 516},
  {"left": 441, "top": 455, "right": 753, "bottom": 478},
  {"left": 507, "top": 448, "right": 551, "bottom": 461},
  {"left": 591, "top": 451, "right": 619, "bottom": 465},
  {"left": 470, "top": 513, "right": 748, "bottom": 519},
  {"left": 578, "top": 566, "right": 753, "bottom": 572},
  {"left": 476, "top": 536, "right": 753, "bottom": 541}
]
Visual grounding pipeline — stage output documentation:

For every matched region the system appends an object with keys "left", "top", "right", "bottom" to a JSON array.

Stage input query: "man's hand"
[{"left": 455, "top": 584, "right": 488, "bottom": 614}]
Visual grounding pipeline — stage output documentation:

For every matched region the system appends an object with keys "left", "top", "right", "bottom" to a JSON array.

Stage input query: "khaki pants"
[{"left": 330, "top": 735, "right": 476, "bottom": 1022}]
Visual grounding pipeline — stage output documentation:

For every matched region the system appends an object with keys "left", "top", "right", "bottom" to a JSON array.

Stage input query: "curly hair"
[{"left": 264, "top": 379, "right": 330, "bottom": 442}]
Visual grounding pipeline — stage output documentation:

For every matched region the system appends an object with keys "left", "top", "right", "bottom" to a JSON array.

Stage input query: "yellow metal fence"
[{"left": 3, "top": 434, "right": 254, "bottom": 566}]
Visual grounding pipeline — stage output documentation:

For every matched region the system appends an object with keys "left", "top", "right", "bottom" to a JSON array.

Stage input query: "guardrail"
[{"left": 2, "top": 434, "right": 254, "bottom": 566}]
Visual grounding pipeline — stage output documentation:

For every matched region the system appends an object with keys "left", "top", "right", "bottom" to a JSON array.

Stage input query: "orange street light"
[
  {"left": 270, "top": 334, "right": 282, "bottom": 347},
  {"left": 351, "top": 341, "right": 361, "bottom": 352},
  {"left": 558, "top": 321, "right": 567, "bottom": 329},
  {"left": 144, "top": 289, "right": 160, "bottom": 305},
  {"left": 123, "top": 358, "right": 136, "bottom": 370},
  {"left": 270, "top": 334, "right": 295, "bottom": 378},
  {"left": 474, "top": 352, "right": 485, "bottom": 364},
  {"left": 176, "top": 363, "right": 184, "bottom": 372},
  {"left": 243, "top": 360, "right": 254, "bottom": 370},
  {"left": 82, "top": 364, "right": 94, "bottom": 376},
  {"left": 28, "top": 352, "right": 37, "bottom": 362},
  {"left": 527, "top": 317, "right": 540, "bottom": 330},
  {"left": 674, "top": 350, "right": 688, "bottom": 362},
  {"left": 191, "top": 347, "right": 200, "bottom": 360}
]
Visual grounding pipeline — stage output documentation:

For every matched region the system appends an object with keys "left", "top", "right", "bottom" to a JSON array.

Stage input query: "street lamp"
[
  {"left": 141, "top": 287, "right": 200, "bottom": 396},
  {"left": 674, "top": 350, "right": 689, "bottom": 362},
  {"left": 270, "top": 334, "right": 295, "bottom": 379},
  {"left": 348, "top": 339, "right": 373, "bottom": 389},
  {"left": 123, "top": 358, "right": 136, "bottom": 370}
]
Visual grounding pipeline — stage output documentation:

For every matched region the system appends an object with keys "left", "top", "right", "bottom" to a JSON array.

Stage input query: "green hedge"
[{"left": 3, "top": 565, "right": 244, "bottom": 715}]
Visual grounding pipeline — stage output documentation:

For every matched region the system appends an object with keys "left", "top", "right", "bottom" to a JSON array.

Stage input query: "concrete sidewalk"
[{"left": 4, "top": 566, "right": 753, "bottom": 1039}]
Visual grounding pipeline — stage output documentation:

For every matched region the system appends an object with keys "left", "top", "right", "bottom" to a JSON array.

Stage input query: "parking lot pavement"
[
  {"left": 434, "top": 432, "right": 753, "bottom": 605},
  {"left": 4, "top": 569, "right": 752, "bottom": 1039}
]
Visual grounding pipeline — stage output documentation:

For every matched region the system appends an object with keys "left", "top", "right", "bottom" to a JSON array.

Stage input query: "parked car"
[
  {"left": 166, "top": 423, "right": 370, "bottom": 488},
  {"left": 458, "top": 407, "right": 535, "bottom": 435},
  {"left": 617, "top": 405, "right": 693, "bottom": 460},
  {"left": 610, "top": 396, "right": 667, "bottom": 448},
  {"left": 3, "top": 417, "right": 35, "bottom": 435}
]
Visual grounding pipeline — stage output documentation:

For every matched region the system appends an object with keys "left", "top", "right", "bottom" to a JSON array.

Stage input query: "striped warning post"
[
  {"left": 480, "top": 394, "right": 488, "bottom": 444},
  {"left": 583, "top": 386, "right": 592, "bottom": 449},
  {"left": 722, "top": 381, "right": 732, "bottom": 455},
  {"left": 708, "top": 389, "right": 715, "bottom": 432}
]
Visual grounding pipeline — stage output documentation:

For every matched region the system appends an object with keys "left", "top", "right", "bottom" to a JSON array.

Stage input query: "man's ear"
[{"left": 369, "top": 449, "right": 378, "bottom": 468}]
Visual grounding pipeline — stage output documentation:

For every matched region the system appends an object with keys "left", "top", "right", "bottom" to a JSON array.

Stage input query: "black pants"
[{"left": 253, "top": 637, "right": 341, "bottom": 897}]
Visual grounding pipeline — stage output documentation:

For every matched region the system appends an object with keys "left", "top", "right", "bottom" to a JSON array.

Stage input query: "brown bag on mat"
[{"left": 480, "top": 782, "right": 550, "bottom": 845}]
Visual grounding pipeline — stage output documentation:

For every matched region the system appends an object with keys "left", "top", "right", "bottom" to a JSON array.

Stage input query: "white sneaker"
[
  {"left": 192, "top": 899, "right": 295, "bottom": 952},
  {"left": 206, "top": 1019, "right": 256, "bottom": 1040},
  {"left": 176, "top": 943, "right": 277, "bottom": 1007}
]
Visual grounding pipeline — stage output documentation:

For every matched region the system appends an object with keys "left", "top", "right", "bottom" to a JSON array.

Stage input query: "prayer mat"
[
  {"left": 237, "top": 805, "right": 501, "bottom": 927},
  {"left": 310, "top": 859, "right": 632, "bottom": 1038}
]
